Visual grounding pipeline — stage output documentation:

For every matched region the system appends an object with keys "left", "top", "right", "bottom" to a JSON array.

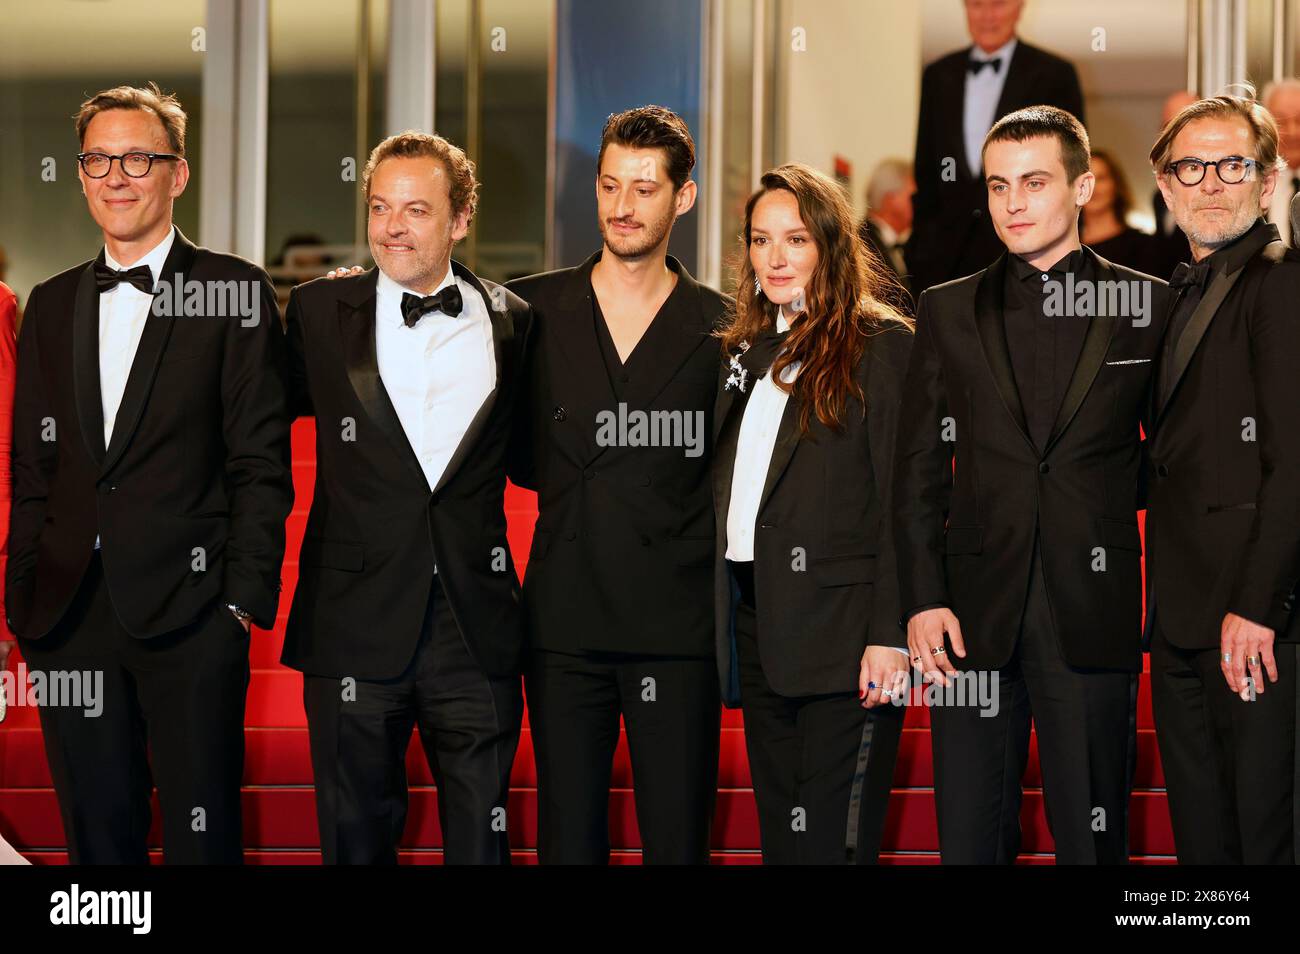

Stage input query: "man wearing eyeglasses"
[
  {"left": 6, "top": 83, "right": 292, "bottom": 864},
  {"left": 1145, "top": 91, "right": 1300, "bottom": 864}
]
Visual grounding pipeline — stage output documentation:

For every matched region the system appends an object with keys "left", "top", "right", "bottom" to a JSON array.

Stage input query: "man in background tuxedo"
[
  {"left": 1263, "top": 79, "right": 1300, "bottom": 246},
  {"left": 858, "top": 157, "right": 915, "bottom": 304},
  {"left": 894, "top": 106, "right": 1169, "bottom": 864},
  {"left": 283, "top": 133, "right": 532, "bottom": 864},
  {"left": 7, "top": 84, "right": 292, "bottom": 864},
  {"left": 907, "top": 0, "right": 1084, "bottom": 294},
  {"left": 1149, "top": 90, "right": 1198, "bottom": 280},
  {"left": 1144, "top": 93, "right": 1300, "bottom": 864},
  {"left": 506, "top": 106, "right": 728, "bottom": 864}
]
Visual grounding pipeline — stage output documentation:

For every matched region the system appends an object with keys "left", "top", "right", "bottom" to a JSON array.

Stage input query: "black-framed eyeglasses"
[
  {"left": 77, "top": 152, "right": 181, "bottom": 179},
  {"left": 1165, "top": 155, "right": 1258, "bottom": 187}
]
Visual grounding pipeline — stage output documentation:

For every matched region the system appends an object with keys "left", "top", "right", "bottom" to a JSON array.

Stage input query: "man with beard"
[
  {"left": 505, "top": 106, "right": 729, "bottom": 864},
  {"left": 1144, "top": 91, "right": 1300, "bottom": 863}
]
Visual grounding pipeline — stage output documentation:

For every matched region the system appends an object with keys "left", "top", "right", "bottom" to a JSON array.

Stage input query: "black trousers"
[
  {"left": 303, "top": 578, "right": 521, "bottom": 865},
  {"left": 734, "top": 599, "right": 904, "bottom": 864},
  {"left": 526, "top": 647, "right": 720, "bottom": 864},
  {"left": 1149, "top": 619, "right": 1297, "bottom": 864},
  {"left": 18, "top": 551, "right": 250, "bottom": 864},
  {"left": 930, "top": 545, "right": 1137, "bottom": 864}
]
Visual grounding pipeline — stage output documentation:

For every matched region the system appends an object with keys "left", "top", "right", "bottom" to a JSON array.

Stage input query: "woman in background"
[
  {"left": 0, "top": 279, "right": 28, "bottom": 864},
  {"left": 713, "top": 164, "right": 913, "bottom": 863},
  {"left": 1081, "top": 148, "right": 1160, "bottom": 274}
]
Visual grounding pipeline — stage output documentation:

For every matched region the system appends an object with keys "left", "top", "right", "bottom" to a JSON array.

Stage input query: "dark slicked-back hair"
[
  {"left": 597, "top": 105, "right": 696, "bottom": 190},
  {"left": 982, "top": 105, "right": 1091, "bottom": 182}
]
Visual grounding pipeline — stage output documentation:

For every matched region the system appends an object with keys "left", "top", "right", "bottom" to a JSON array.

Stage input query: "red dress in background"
[{"left": 0, "top": 282, "right": 16, "bottom": 642}]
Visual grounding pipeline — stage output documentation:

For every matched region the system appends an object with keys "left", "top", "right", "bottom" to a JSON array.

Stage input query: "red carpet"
[{"left": 0, "top": 418, "right": 1174, "bottom": 863}]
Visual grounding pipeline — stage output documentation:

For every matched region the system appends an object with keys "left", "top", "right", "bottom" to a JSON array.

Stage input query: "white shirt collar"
[
  {"left": 776, "top": 306, "right": 794, "bottom": 333},
  {"left": 377, "top": 262, "right": 458, "bottom": 325},
  {"left": 971, "top": 37, "right": 1017, "bottom": 64},
  {"left": 103, "top": 227, "right": 176, "bottom": 285}
]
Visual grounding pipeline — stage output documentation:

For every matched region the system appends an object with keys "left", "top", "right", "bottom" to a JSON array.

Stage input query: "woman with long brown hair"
[{"left": 712, "top": 163, "right": 913, "bottom": 863}]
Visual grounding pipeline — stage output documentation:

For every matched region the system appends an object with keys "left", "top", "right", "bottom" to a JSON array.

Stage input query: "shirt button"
[
  {"left": 1156, "top": 464, "right": 1170, "bottom": 478},
  {"left": 584, "top": 469, "right": 595, "bottom": 480},
  {"left": 1038, "top": 462, "right": 1050, "bottom": 474}
]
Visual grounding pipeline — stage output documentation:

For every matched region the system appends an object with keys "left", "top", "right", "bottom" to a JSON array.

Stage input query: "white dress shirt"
[
  {"left": 1267, "top": 164, "right": 1298, "bottom": 247},
  {"left": 374, "top": 265, "right": 495, "bottom": 491},
  {"left": 99, "top": 227, "right": 175, "bottom": 448},
  {"left": 725, "top": 308, "right": 909, "bottom": 659},
  {"left": 963, "top": 38, "right": 1017, "bottom": 178},
  {"left": 726, "top": 308, "right": 797, "bottom": 563}
]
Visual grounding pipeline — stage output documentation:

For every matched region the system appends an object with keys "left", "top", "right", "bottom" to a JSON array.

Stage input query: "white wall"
[{"left": 776, "top": 0, "right": 923, "bottom": 219}]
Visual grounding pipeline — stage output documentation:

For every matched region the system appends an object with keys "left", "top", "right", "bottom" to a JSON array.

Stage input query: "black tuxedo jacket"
[
  {"left": 712, "top": 325, "right": 911, "bottom": 705},
  {"left": 505, "top": 252, "right": 730, "bottom": 656},
  {"left": 894, "top": 248, "right": 1170, "bottom": 672},
  {"left": 1145, "top": 223, "right": 1300, "bottom": 649},
  {"left": 6, "top": 228, "right": 292, "bottom": 637},
  {"left": 280, "top": 263, "right": 533, "bottom": 680},
  {"left": 907, "top": 41, "right": 1084, "bottom": 294}
]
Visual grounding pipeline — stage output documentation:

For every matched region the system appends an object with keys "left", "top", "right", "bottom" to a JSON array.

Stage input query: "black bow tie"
[
  {"left": 968, "top": 57, "right": 1002, "bottom": 75},
  {"left": 94, "top": 262, "right": 154, "bottom": 295},
  {"left": 1169, "top": 260, "right": 1213, "bottom": 292},
  {"left": 400, "top": 286, "right": 463, "bottom": 326}
]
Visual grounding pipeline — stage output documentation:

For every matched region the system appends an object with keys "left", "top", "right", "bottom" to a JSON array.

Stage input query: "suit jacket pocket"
[
  {"left": 811, "top": 553, "right": 876, "bottom": 587},
  {"left": 300, "top": 538, "right": 364, "bottom": 572},
  {"left": 670, "top": 534, "right": 713, "bottom": 567},
  {"left": 1099, "top": 518, "right": 1141, "bottom": 552},
  {"left": 944, "top": 526, "right": 983, "bottom": 554}
]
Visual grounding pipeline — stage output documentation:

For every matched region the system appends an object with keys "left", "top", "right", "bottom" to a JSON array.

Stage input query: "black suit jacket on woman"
[
  {"left": 894, "top": 248, "right": 1170, "bottom": 673},
  {"left": 712, "top": 325, "right": 912, "bottom": 705},
  {"left": 1145, "top": 221, "right": 1300, "bottom": 649},
  {"left": 280, "top": 263, "right": 534, "bottom": 680},
  {"left": 907, "top": 41, "right": 1085, "bottom": 294},
  {"left": 505, "top": 252, "right": 730, "bottom": 657},
  {"left": 6, "top": 228, "right": 292, "bottom": 637}
]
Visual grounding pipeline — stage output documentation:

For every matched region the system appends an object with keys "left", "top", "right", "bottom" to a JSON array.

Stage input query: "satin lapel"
[
  {"left": 1156, "top": 261, "right": 1250, "bottom": 422},
  {"left": 72, "top": 259, "right": 107, "bottom": 466},
  {"left": 712, "top": 361, "right": 755, "bottom": 526},
  {"left": 101, "top": 228, "right": 196, "bottom": 474},
  {"left": 1044, "top": 250, "right": 1119, "bottom": 451},
  {"left": 620, "top": 258, "right": 715, "bottom": 411},
  {"left": 338, "top": 270, "right": 428, "bottom": 485},
  {"left": 756, "top": 393, "right": 802, "bottom": 516},
  {"left": 430, "top": 261, "right": 514, "bottom": 496},
  {"left": 973, "top": 254, "right": 1034, "bottom": 450}
]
